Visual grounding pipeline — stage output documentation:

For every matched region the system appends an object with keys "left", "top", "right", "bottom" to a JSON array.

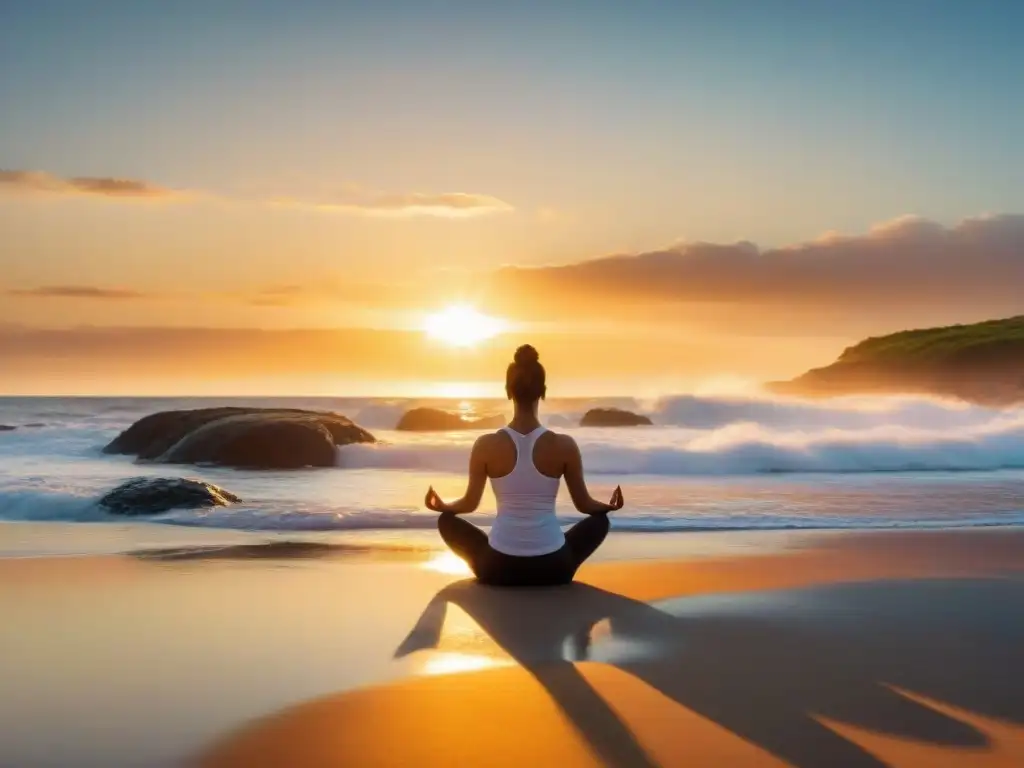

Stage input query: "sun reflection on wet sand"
[
  {"left": 423, "top": 551, "right": 473, "bottom": 575},
  {"left": 416, "top": 652, "right": 511, "bottom": 676}
]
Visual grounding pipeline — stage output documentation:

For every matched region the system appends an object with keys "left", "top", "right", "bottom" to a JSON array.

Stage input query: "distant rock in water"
[
  {"left": 99, "top": 477, "right": 241, "bottom": 515},
  {"left": 580, "top": 408, "right": 653, "bottom": 427},
  {"left": 0, "top": 425, "right": 15, "bottom": 432},
  {"left": 164, "top": 416, "right": 339, "bottom": 469},
  {"left": 104, "top": 408, "right": 375, "bottom": 469},
  {"left": 22, "top": 423, "right": 45, "bottom": 428},
  {"left": 769, "top": 315, "right": 1024, "bottom": 406},
  {"left": 396, "top": 407, "right": 506, "bottom": 432}
]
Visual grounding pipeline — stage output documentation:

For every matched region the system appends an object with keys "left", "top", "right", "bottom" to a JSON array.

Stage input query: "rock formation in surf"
[
  {"left": 99, "top": 477, "right": 241, "bottom": 515},
  {"left": 104, "top": 408, "right": 375, "bottom": 469},
  {"left": 0, "top": 425, "right": 15, "bottom": 432},
  {"left": 769, "top": 315, "right": 1024, "bottom": 405},
  {"left": 580, "top": 408, "right": 653, "bottom": 427},
  {"left": 396, "top": 407, "right": 506, "bottom": 432}
]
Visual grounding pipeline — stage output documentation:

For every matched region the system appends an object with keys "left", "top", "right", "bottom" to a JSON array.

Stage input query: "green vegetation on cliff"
[
  {"left": 772, "top": 316, "right": 1024, "bottom": 404},
  {"left": 835, "top": 316, "right": 1024, "bottom": 365}
]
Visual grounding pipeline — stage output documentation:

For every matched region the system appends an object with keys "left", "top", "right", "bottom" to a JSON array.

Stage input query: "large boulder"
[
  {"left": 99, "top": 477, "right": 241, "bottom": 515},
  {"left": 0, "top": 425, "right": 15, "bottom": 432},
  {"left": 580, "top": 408, "right": 653, "bottom": 427},
  {"left": 396, "top": 407, "right": 506, "bottom": 432},
  {"left": 163, "top": 415, "right": 337, "bottom": 469},
  {"left": 104, "top": 408, "right": 375, "bottom": 469}
]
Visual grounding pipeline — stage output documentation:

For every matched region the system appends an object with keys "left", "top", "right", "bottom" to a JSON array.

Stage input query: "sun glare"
[
  {"left": 424, "top": 305, "right": 505, "bottom": 347},
  {"left": 423, "top": 551, "right": 473, "bottom": 575},
  {"left": 417, "top": 652, "right": 508, "bottom": 676}
]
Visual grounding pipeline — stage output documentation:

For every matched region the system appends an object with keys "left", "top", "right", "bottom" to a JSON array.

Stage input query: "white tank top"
[{"left": 488, "top": 426, "right": 565, "bottom": 557}]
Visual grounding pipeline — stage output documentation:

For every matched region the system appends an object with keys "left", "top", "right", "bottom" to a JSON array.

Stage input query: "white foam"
[
  {"left": 3, "top": 393, "right": 1024, "bottom": 533},
  {"left": 341, "top": 408, "right": 1024, "bottom": 476},
  {"left": 0, "top": 489, "right": 105, "bottom": 522}
]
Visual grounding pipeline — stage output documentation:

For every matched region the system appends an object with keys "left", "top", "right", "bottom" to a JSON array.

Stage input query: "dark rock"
[
  {"left": 396, "top": 407, "right": 506, "bottom": 432},
  {"left": 580, "top": 408, "right": 653, "bottom": 427},
  {"left": 0, "top": 425, "right": 15, "bottom": 432},
  {"left": 163, "top": 415, "right": 338, "bottom": 469},
  {"left": 103, "top": 408, "right": 375, "bottom": 469},
  {"left": 99, "top": 477, "right": 241, "bottom": 515},
  {"left": 23, "top": 423, "right": 45, "bottom": 428}
]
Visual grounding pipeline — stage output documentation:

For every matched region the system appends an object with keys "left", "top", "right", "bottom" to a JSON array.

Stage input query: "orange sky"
[
  {"left": 3, "top": 208, "right": 1024, "bottom": 394},
  {"left": 4, "top": 3, "right": 1024, "bottom": 395}
]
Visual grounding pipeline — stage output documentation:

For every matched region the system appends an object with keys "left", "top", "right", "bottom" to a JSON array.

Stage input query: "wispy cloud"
[
  {"left": 275, "top": 191, "right": 514, "bottom": 218},
  {"left": 8, "top": 285, "right": 155, "bottom": 300},
  {"left": 0, "top": 169, "right": 512, "bottom": 217},
  {"left": 243, "top": 285, "right": 306, "bottom": 307},
  {"left": 236, "top": 281, "right": 424, "bottom": 308},
  {"left": 0, "top": 170, "right": 187, "bottom": 200}
]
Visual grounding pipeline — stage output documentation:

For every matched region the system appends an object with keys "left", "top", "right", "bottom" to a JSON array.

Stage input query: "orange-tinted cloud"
[
  {"left": 0, "top": 170, "right": 186, "bottom": 200},
  {"left": 274, "top": 190, "right": 514, "bottom": 218},
  {"left": 208, "top": 214, "right": 1024, "bottom": 340},
  {"left": 234, "top": 281, "right": 430, "bottom": 309},
  {"left": 8, "top": 285, "right": 155, "bottom": 300},
  {"left": 241, "top": 285, "right": 306, "bottom": 307},
  {"left": 484, "top": 214, "right": 1024, "bottom": 331},
  {"left": 1, "top": 169, "right": 511, "bottom": 217}
]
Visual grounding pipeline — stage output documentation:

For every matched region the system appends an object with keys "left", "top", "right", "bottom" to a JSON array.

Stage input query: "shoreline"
[{"left": 5, "top": 517, "right": 1024, "bottom": 561}]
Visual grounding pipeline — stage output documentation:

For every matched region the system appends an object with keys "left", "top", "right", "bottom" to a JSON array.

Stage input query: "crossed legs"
[{"left": 437, "top": 512, "right": 610, "bottom": 583}]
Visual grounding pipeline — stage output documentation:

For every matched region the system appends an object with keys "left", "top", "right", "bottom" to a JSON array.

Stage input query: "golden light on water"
[{"left": 424, "top": 305, "right": 505, "bottom": 347}]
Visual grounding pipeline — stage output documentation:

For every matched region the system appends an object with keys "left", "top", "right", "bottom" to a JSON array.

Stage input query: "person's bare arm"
[
  {"left": 561, "top": 435, "right": 624, "bottom": 515},
  {"left": 424, "top": 435, "right": 489, "bottom": 515}
]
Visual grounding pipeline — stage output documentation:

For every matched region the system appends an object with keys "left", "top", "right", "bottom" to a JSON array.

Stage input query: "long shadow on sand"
[{"left": 395, "top": 576, "right": 1024, "bottom": 767}]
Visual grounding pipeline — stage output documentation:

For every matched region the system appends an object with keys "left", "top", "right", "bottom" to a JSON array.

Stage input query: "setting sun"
[{"left": 424, "top": 305, "right": 505, "bottom": 347}]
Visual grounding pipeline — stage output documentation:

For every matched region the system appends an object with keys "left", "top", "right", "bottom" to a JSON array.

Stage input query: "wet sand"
[{"left": 2, "top": 526, "right": 1023, "bottom": 767}]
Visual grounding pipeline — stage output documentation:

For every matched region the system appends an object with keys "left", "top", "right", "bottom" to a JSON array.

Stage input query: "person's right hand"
[
  {"left": 591, "top": 485, "right": 623, "bottom": 514},
  {"left": 424, "top": 486, "right": 451, "bottom": 513}
]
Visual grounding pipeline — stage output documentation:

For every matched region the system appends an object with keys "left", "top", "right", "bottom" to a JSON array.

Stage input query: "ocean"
[{"left": 2, "top": 394, "right": 1024, "bottom": 538}]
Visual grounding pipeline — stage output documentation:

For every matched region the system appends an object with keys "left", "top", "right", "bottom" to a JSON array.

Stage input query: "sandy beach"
[
  {"left": 7, "top": 0, "right": 1024, "bottom": 765},
  {"left": 0, "top": 524, "right": 1021, "bottom": 767}
]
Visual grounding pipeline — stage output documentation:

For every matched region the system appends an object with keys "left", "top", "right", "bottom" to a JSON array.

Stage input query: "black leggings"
[{"left": 437, "top": 512, "right": 610, "bottom": 587}]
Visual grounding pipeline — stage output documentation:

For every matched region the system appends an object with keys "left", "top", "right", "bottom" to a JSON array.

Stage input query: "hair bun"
[{"left": 514, "top": 344, "right": 539, "bottom": 366}]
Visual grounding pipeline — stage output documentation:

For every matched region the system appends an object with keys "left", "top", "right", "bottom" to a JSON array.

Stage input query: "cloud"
[
  {"left": 233, "top": 281, "right": 431, "bottom": 309},
  {"left": 494, "top": 214, "right": 1024, "bottom": 311},
  {"left": 8, "top": 285, "right": 155, "bottom": 300},
  {"left": 212, "top": 213, "right": 1024, "bottom": 341},
  {"left": 241, "top": 285, "right": 306, "bottom": 307},
  {"left": 0, "top": 169, "right": 511, "bottom": 217},
  {"left": 0, "top": 170, "right": 186, "bottom": 200},
  {"left": 276, "top": 190, "right": 514, "bottom": 218}
]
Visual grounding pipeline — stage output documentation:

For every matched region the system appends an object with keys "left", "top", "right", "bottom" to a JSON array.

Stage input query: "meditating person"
[{"left": 425, "top": 344, "right": 623, "bottom": 586}]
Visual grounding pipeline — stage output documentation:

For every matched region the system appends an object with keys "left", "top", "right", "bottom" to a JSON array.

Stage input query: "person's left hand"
[{"left": 425, "top": 486, "right": 449, "bottom": 513}]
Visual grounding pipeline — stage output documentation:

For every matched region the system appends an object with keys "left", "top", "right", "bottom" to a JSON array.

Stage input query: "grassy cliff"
[{"left": 771, "top": 316, "right": 1024, "bottom": 404}]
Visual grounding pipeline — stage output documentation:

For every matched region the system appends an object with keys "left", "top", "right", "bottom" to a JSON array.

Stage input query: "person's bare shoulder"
[
  {"left": 545, "top": 430, "right": 579, "bottom": 459},
  {"left": 474, "top": 430, "right": 508, "bottom": 454}
]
